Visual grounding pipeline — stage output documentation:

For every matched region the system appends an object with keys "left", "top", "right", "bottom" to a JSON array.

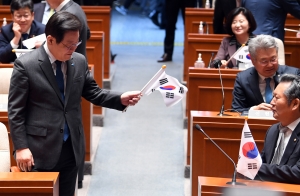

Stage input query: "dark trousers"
[
  {"left": 163, "top": 0, "right": 195, "bottom": 57},
  {"left": 36, "top": 137, "right": 78, "bottom": 196},
  {"left": 124, "top": 0, "right": 135, "bottom": 9}
]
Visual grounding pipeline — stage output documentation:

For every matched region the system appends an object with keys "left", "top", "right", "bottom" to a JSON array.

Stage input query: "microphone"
[
  {"left": 208, "top": 52, "right": 215, "bottom": 68},
  {"left": 216, "top": 60, "right": 230, "bottom": 116},
  {"left": 195, "top": 124, "right": 246, "bottom": 186},
  {"left": 211, "top": 59, "right": 221, "bottom": 68}
]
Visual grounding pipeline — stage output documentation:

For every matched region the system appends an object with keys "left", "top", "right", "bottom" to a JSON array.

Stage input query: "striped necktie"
[{"left": 265, "top": 78, "right": 272, "bottom": 104}]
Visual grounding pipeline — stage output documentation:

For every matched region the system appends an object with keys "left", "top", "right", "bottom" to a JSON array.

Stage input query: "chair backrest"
[
  {"left": 0, "top": 122, "right": 10, "bottom": 172},
  {"left": 274, "top": 37, "right": 285, "bottom": 65},
  {"left": 0, "top": 68, "right": 13, "bottom": 94}
]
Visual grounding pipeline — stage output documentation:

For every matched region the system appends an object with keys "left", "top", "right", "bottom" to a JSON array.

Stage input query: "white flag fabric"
[
  {"left": 233, "top": 46, "right": 252, "bottom": 63},
  {"left": 236, "top": 120, "right": 262, "bottom": 180},
  {"left": 143, "top": 70, "right": 188, "bottom": 107},
  {"left": 22, "top": 33, "right": 46, "bottom": 49}
]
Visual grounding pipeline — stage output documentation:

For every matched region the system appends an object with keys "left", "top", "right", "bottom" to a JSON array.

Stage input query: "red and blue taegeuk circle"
[
  {"left": 242, "top": 142, "right": 259, "bottom": 159},
  {"left": 160, "top": 85, "right": 176, "bottom": 90},
  {"left": 246, "top": 54, "right": 251, "bottom": 60}
]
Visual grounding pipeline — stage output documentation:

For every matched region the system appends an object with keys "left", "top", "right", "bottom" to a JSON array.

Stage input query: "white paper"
[{"left": 22, "top": 33, "right": 46, "bottom": 49}]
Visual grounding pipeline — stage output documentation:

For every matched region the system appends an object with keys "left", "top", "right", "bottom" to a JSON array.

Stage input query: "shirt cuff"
[{"left": 10, "top": 40, "right": 19, "bottom": 49}]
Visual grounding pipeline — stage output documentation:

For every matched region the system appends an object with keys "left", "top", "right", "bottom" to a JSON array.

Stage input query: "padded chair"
[
  {"left": 0, "top": 122, "right": 10, "bottom": 172},
  {"left": 0, "top": 68, "right": 13, "bottom": 111},
  {"left": 274, "top": 37, "right": 285, "bottom": 65}
]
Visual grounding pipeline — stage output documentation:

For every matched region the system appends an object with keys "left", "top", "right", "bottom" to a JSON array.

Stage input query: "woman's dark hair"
[
  {"left": 45, "top": 11, "right": 82, "bottom": 44},
  {"left": 224, "top": 7, "right": 257, "bottom": 36},
  {"left": 10, "top": 0, "right": 33, "bottom": 14}
]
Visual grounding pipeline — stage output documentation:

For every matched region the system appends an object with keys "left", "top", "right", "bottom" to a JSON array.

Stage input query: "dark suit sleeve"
[
  {"left": 8, "top": 59, "right": 30, "bottom": 150},
  {"left": 282, "top": 0, "right": 300, "bottom": 19},
  {"left": 0, "top": 26, "right": 16, "bottom": 63},
  {"left": 80, "top": 60, "right": 126, "bottom": 111},
  {"left": 231, "top": 72, "right": 251, "bottom": 112}
]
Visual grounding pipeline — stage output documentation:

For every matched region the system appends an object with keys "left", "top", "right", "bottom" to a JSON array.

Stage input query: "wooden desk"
[
  {"left": 0, "top": 172, "right": 59, "bottom": 196},
  {"left": 190, "top": 111, "right": 277, "bottom": 196},
  {"left": 198, "top": 176, "right": 300, "bottom": 196},
  {"left": 186, "top": 68, "right": 240, "bottom": 165}
]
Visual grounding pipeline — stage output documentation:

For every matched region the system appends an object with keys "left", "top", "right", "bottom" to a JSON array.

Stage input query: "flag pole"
[
  {"left": 284, "top": 28, "right": 299, "bottom": 33},
  {"left": 122, "top": 65, "right": 167, "bottom": 113},
  {"left": 12, "top": 49, "right": 33, "bottom": 53},
  {"left": 226, "top": 44, "right": 245, "bottom": 65}
]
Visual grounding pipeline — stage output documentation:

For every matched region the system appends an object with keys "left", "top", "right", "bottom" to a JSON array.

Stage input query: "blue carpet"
[{"left": 88, "top": 9, "right": 186, "bottom": 196}]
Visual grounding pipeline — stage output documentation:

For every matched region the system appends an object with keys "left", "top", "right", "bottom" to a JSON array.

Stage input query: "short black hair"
[
  {"left": 279, "top": 74, "right": 300, "bottom": 105},
  {"left": 225, "top": 7, "right": 257, "bottom": 36},
  {"left": 10, "top": 0, "right": 33, "bottom": 14},
  {"left": 45, "top": 11, "right": 82, "bottom": 44}
]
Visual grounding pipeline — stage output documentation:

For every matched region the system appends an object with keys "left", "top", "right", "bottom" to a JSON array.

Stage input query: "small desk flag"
[
  {"left": 233, "top": 46, "right": 252, "bottom": 63},
  {"left": 236, "top": 120, "right": 262, "bottom": 179}
]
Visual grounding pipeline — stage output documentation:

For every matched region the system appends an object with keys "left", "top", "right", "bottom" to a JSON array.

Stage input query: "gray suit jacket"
[
  {"left": 60, "top": 1, "right": 88, "bottom": 57},
  {"left": 8, "top": 46, "right": 125, "bottom": 170}
]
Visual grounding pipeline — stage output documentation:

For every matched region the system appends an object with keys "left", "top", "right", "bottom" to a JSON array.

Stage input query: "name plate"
[
  {"left": 0, "top": 103, "right": 8, "bottom": 111},
  {"left": 248, "top": 110, "right": 275, "bottom": 119}
]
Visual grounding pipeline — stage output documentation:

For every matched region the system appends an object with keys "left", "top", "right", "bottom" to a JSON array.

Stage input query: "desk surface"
[{"left": 198, "top": 176, "right": 300, "bottom": 195}]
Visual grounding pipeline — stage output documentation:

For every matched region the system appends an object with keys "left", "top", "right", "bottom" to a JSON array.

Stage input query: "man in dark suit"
[
  {"left": 0, "top": 0, "right": 45, "bottom": 63},
  {"left": 231, "top": 35, "right": 300, "bottom": 113},
  {"left": 8, "top": 11, "right": 141, "bottom": 196},
  {"left": 242, "top": 0, "right": 300, "bottom": 42},
  {"left": 46, "top": 0, "right": 89, "bottom": 57},
  {"left": 33, "top": 1, "right": 53, "bottom": 25},
  {"left": 254, "top": 73, "right": 300, "bottom": 184}
]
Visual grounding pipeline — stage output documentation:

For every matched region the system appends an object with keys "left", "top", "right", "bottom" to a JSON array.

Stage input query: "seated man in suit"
[
  {"left": 0, "top": 0, "right": 45, "bottom": 63},
  {"left": 231, "top": 35, "right": 300, "bottom": 113},
  {"left": 8, "top": 11, "right": 141, "bottom": 196},
  {"left": 255, "top": 73, "right": 300, "bottom": 184}
]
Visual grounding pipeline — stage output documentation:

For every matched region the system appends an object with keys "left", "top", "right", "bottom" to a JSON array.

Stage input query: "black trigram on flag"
[
  {"left": 166, "top": 92, "right": 174, "bottom": 99},
  {"left": 159, "top": 78, "right": 168, "bottom": 85},
  {"left": 244, "top": 131, "right": 252, "bottom": 138},
  {"left": 239, "top": 55, "right": 243, "bottom": 59},
  {"left": 151, "top": 89, "right": 155, "bottom": 92},
  {"left": 248, "top": 163, "right": 258, "bottom": 169},
  {"left": 238, "top": 155, "right": 241, "bottom": 160},
  {"left": 179, "top": 87, "right": 184, "bottom": 94}
]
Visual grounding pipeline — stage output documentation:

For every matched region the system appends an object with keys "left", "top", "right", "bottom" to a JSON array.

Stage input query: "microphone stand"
[
  {"left": 195, "top": 124, "right": 246, "bottom": 186},
  {"left": 217, "top": 61, "right": 230, "bottom": 116},
  {"left": 208, "top": 52, "right": 214, "bottom": 68}
]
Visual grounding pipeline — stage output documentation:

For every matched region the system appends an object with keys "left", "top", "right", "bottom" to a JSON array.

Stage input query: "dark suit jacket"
[
  {"left": 60, "top": 0, "right": 88, "bottom": 57},
  {"left": 213, "top": 0, "right": 236, "bottom": 34},
  {"left": 255, "top": 122, "right": 300, "bottom": 184},
  {"left": 213, "top": 37, "right": 237, "bottom": 68},
  {"left": 242, "top": 0, "right": 300, "bottom": 42},
  {"left": 231, "top": 65, "right": 300, "bottom": 112},
  {"left": 0, "top": 20, "right": 45, "bottom": 63},
  {"left": 8, "top": 46, "right": 125, "bottom": 170},
  {"left": 33, "top": 2, "right": 47, "bottom": 23}
]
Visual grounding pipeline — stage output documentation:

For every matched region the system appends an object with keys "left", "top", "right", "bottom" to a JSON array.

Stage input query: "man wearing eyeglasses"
[
  {"left": 0, "top": 0, "right": 45, "bottom": 63},
  {"left": 231, "top": 35, "right": 300, "bottom": 113},
  {"left": 8, "top": 11, "right": 141, "bottom": 196}
]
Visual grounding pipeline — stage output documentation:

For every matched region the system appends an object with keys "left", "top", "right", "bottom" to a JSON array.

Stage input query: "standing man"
[
  {"left": 254, "top": 74, "right": 300, "bottom": 184},
  {"left": 46, "top": 0, "right": 88, "bottom": 57},
  {"left": 8, "top": 11, "right": 141, "bottom": 196},
  {"left": 213, "top": 0, "right": 237, "bottom": 34},
  {"left": 242, "top": 0, "right": 300, "bottom": 42},
  {"left": 157, "top": 0, "right": 195, "bottom": 62},
  {"left": 231, "top": 35, "right": 300, "bottom": 113},
  {"left": 0, "top": 0, "right": 45, "bottom": 63}
]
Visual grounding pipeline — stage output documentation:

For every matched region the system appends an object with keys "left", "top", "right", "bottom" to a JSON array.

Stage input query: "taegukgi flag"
[
  {"left": 13, "top": 49, "right": 33, "bottom": 58},
  {"left": 233, "top": 46, "right": 252, "bottom": 63},
  {"left": 236, "top": 120, "right": 262, "bottom": 180},
  {"left": 142, "top": 65, "right": 188, "bottom": 107}
]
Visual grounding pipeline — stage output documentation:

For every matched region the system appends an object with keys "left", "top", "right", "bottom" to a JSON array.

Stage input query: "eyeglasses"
[
  {"left": 61, "top": 40, "right": 82, "bottom": 51},
  {"left": 258, "top": 56, "right": 278, "bottom": 66},
  {"left": 14, "top": 14, "right": 31, "bottom": 20}
]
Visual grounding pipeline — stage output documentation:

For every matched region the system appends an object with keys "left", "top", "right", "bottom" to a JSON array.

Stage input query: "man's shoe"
[
  {"left": 115, "top": 6, "right": 127, "bottom": 15},
  {"left": 149, "top": 10, "right": 160, "bottom": 27},
  {"left": 157, "top": 54, "right": 172, "bottom": 62}
]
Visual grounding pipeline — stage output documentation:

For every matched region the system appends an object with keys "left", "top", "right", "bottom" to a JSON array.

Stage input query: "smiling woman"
[{"left": 210, "top": 7, "right": 257, "bottom": 69}]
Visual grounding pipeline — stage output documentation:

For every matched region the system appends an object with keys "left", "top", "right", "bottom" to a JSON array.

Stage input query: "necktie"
[
  {"left": 55, "top": 60, "right": 69, "bottom": 141},
  {"left": 271, "top": 127, "right": 289, "bottom": 165},
  {"left": 21, "top": 33, "right": 28, "bottom": 40},
  {"left": 265, "top": 78, "right": 272, "bottom": 104},
  {"left": 49, "top": 8, "right": 55, "bottom": 19}
]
